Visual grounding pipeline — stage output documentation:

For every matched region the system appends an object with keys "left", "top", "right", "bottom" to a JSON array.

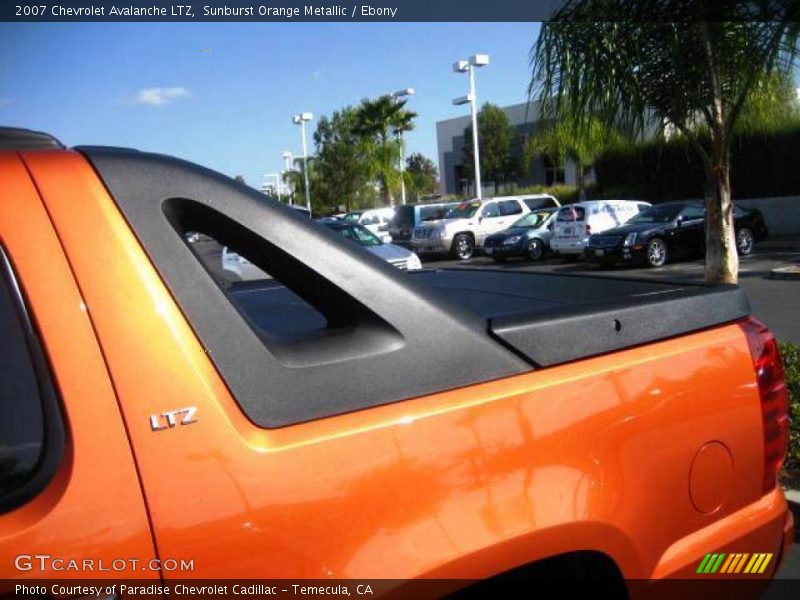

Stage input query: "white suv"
[
  {"left": 411, "top": 195, "right": 558, "bottom": 260},
  {"left": 550, "top": 200, "right": 650, "bottom": 259}
]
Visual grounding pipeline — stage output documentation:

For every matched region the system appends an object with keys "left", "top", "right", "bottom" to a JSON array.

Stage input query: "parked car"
[
  {"left": 289, "top": 204, "right": 312, "bottom": 218},
  {"left": 483, "top": 208, "right": 559, "bottom": 262},
  {"left": 584, "top": 201, "right": 769, "bottom": 268},
  {"left": 412, "top": 195, "right": 558, "bottom": 260},
  {"left": 345, "top": 207, "right": 395, "bottom": 243},
  {"left": 492, "top": 194, "right": 561, "bottom": 211},
  {"left": 550, "top": 200, "right": 651, "bottom": 260},
  {"left": 1, "top": 128, "right": 792, "bottom": 586},
  {"left": 222, "top": 246, "right": 269, "bottom": 281},
  {"left": 387, "top": 202, "right": 458, "bottom": 248},
  {"left": 320, "top": 219, "right": 422, "bottom": 270}
]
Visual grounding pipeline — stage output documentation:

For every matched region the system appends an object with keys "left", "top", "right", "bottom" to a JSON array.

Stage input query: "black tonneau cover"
[{"left": 231, "top": 268, "right": 750, "bottom": 368}]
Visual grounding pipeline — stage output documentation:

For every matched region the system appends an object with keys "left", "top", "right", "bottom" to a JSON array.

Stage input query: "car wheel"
[
  {"left": 527, "top": 239, "right": 544, "bottom": 261},
  {"left": 646, "top": 238, "right": 668, "bottom": 268},
  {"left": 736, "top": 228, "right": 755, "bottom": 255},
  {"left": 451, "top": 233, "right": 475, "bottom": 260}
]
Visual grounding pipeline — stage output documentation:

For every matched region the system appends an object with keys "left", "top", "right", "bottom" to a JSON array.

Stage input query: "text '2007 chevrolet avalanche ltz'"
[{"left": 0, "top": 128, "right": 793, "bottom": 596}]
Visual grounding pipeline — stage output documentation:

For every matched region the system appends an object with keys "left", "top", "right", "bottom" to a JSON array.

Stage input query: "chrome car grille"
[
  {"left": 413, "top": 228, "right": 433, "bottom": 239},
  {"left": 388, "top": 258, "right": 408, "bottom": 270},
  {"left": 590, "top": 235, "right": 623, "bottom": 248}
]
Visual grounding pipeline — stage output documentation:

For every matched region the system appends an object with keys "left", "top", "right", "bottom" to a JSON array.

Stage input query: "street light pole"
[
  {"left": 467, "top": 65, "right": 481, "bottom": 200},
  {"left": 390, "top": 88, "right": 415, "bottom": 206},
  {"left": 453, "top": 54, "right": 489, "bottom": 200},
  {"left": 263, "top": 173, "right": 282, "bottom": 203},
  {"left": 282, "top": 151, "right": 294, "bottom": 205},
  {"left": 293, "top": 112, "right": 313, "bottom": 213}
]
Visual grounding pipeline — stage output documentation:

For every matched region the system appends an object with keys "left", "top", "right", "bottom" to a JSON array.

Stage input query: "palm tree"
[
  {"left": 524, "top": 115, "right": 625, "bottom": 200},
  {"left": 282, "top": 157, "right": 318, "bottom": 207},
  {"left": 530, "top": 0, "right": 800, "bottom": 284},
  {"left": 354, "top": 95, "right": 417, "bottom": 207}
]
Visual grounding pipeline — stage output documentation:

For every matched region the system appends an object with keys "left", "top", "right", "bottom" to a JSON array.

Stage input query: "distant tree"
[
  {"left": 313, "top": 107, "right": 369, "bottom": 212},
  {"left": 354, "top": 95, "right": 417, "bottom": 206},
  {"left": 463, "top": 103, "right": 515, "bottom": 194},
  {"left": 234, "top": 174, "right": 246, "bottom": 184},
  {"left": 737, "top": 71, "right": 800, "bottom": 132},
  {"left": 531, "top": 0, "right": 800, "bottom": 284},
  {"left": 282, "top": 157, "right": 320, "bottom": 211},
  {"left": 405, "top": 153, "right": 439, "bottom": 200},
  {"left": 525, "top": 115, "right": 625, "bottom": 200}
]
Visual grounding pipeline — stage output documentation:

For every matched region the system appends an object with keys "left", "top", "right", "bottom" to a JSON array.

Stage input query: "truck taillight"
[{"left": 740, "top": 317, "right": 790, "bottom": 494}]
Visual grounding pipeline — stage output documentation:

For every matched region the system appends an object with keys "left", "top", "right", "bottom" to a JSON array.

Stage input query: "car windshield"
[
  {"left": 329, "top": 223, "right": 383, "bottom": 246},
  {"left": 629, "top": 204, "right": 684, "bottom": 224},
  {"left": 513, "top": 211, "right": 552, "bottom": 228},
  {"left": 445, "top": 201, "right": 481, "bottom": 219},
  {"left": 343, "top": 212, "right": 362, "bottom": 222}
]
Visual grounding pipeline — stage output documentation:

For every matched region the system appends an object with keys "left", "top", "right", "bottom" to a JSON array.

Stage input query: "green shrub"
[
  {"left": 511, "top": 184, "right": 581, "bottom": 205},
  {"left": 779, "top": 341, "right": 800, "bottom": 475}
]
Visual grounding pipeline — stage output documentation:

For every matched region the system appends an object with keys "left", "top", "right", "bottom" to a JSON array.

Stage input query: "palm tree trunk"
[
  {"left": 577, "top": 164, "right": 587, "bottom": 201},
  {"left": 704, "top": 147, "right": 738, "bottom": 284},
  {"left": 380, "top": 175, "right": 393, "bottom": 208}
]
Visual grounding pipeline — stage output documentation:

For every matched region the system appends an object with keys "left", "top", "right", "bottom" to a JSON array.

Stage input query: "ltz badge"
[{"left": 149, "top": 407, "right": 198, "bottom": 431}]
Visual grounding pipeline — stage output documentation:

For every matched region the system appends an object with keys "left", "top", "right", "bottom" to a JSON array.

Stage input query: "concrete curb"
[
  {"left": 769, "top": 267, "right": 800, "bottom": 280},
  {"left": 784, "top": 489, "right": 800, "bottom": 528}
]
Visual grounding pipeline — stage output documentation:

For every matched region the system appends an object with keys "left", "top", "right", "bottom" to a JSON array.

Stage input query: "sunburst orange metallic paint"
[
  {"left": 0, "top": 153, "right": 158, "bottom": 580},
  {"left": 1, "top": 150, "right": 788, "bottom": 584}
]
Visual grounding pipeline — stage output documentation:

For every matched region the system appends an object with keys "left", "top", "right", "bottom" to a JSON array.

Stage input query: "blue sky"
[{"left": 0, "top": 22, "right": 540, "bottom": 187}]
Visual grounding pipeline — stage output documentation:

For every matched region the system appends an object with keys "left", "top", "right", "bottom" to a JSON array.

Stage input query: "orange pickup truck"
[{"left": 0, "top": 128, "right": 793, "bottom": 592}]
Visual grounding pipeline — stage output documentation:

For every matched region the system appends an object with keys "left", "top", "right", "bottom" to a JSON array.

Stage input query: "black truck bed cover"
[{"left": 231, "top": 268, "right": 750, "bottom": 368}]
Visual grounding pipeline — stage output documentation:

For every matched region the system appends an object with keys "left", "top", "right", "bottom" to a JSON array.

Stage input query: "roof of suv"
[{"left": 0, "top": 127, "right": 64, "bottom": 150}]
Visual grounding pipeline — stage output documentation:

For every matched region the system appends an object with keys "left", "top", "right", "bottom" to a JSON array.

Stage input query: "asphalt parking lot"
[{"left": 424, "top": 242, "right": 800, "bottom": 345}]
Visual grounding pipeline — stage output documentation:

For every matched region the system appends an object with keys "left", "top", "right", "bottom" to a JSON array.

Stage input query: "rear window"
[
  {"left": 557, "top": 206, "right": 585, "bottom": 222},
  {"left": 523, "top": 197, "right": 558, "bottom": 210},
  {"left": 499, "top": 200, "right": 523, "bottom": 216},
  {"left": 390, "top": 205, "right": 414, "bottom": 227}
]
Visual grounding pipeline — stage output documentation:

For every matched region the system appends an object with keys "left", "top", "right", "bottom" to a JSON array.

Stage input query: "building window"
[{"left": 543, "top": 155, "right": 565, "bottom": 186}]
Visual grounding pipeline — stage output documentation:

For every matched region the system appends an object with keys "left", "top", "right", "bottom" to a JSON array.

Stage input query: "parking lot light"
[
  {"left": 390, "top": 88, "right": 415, "bottom": 206},
  {"left": 453, "top": 54, "right": 489, "bottom": 200},
  {"left": 292, "top": 113, "right": 313, "bottom": 213}
]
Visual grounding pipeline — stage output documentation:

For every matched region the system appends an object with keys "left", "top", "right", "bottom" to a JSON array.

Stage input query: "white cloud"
[{"left": 134, "top": 86, "right": 191, "bottom": 106}]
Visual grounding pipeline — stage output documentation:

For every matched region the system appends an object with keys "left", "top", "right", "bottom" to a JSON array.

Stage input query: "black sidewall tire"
[{"left": 452, "top": 234, "right": 474, "bottom": 260}]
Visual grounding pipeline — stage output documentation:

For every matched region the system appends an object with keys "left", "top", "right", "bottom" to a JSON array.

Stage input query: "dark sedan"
[
  {"left": 583, "top": 201, "right": 768, "bottom": 268},
  {"left": 483, "top": 209, "right": 558, "bottom": 261}
]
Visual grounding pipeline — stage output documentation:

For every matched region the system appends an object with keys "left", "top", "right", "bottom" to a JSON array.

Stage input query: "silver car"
[
  {"left": 221, "top": 220, "right": 422, "bottom": 282},
  {"left": 319, "top": 219, "right": 422, "bottom": 270}
]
